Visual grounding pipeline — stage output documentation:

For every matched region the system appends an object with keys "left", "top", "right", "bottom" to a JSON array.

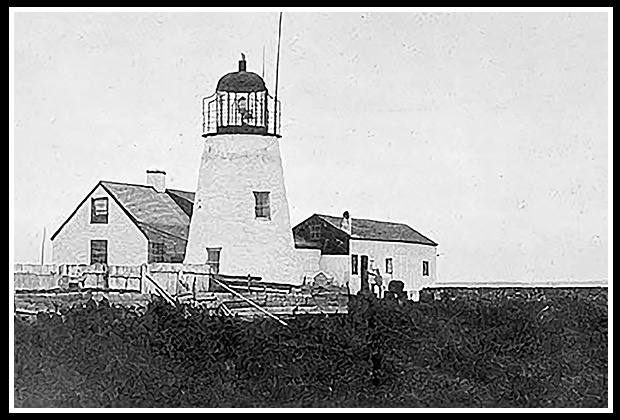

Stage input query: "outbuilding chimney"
[
  {"left": 146, "top": 169, "right": 166, "bottom": 193},
  {"left": 340, "top": 210, "right": 352, "bottom": 235}
]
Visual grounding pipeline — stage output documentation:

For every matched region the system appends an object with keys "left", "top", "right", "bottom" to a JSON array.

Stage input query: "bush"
[{"left": 13, "top": 288, "right": 608, "bottom": 408}]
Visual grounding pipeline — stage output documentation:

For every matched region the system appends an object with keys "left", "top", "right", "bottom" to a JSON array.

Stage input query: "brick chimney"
[
  {"left": 146, "top": 169, "right": 166, "bottom": 193},
  {"left": 340, "top": 210, "right": 352, "bottom": 235}
]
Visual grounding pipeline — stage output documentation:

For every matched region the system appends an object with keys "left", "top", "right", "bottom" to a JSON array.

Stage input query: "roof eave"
[
  {"left": 50, "top": 181, "right": 104, "bottom": 241},
  {"left": 349, "top": 236, "right": 437, "bottom": 246}
]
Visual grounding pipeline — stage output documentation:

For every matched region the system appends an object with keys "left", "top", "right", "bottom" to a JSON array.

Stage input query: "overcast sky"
[{"left": 12, "top": 11, "right": 609, "bottom": 283}]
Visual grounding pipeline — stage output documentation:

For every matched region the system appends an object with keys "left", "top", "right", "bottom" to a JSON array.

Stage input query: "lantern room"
[{"left": 202, "top": 54, "right": 281, "bottom": 137}]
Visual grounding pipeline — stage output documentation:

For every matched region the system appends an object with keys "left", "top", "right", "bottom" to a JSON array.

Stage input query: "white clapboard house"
[{"left": 51, "top": 170, "right": 194, "bottom": 266}]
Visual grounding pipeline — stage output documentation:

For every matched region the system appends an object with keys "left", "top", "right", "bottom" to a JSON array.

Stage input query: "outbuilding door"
[{"left": 360, "top": 255, "right": 370, "bottom": 293}]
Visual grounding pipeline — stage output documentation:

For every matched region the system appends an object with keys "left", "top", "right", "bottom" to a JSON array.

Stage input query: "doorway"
[
  {"left": 360, "top": 255, "right": 369, "bottom": 293},
  {"left": 206, "top": 247, "right": 222, "bottom": 274}
]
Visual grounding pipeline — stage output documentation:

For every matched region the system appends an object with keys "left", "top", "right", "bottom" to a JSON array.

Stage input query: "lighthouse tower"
[{"left": 184, "top": 55, "right": 300, "bottom": 284}]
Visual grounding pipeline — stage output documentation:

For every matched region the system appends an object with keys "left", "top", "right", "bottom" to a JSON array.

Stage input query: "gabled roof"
[
  {"left": 313, "top": 214, "right": 438, "bottom": 246},
  {"left": 50, "top": 180, "right": 195, "bottom": 243},
  {"left": 101, "top": 181, "right": 192, "bottom": 242}
]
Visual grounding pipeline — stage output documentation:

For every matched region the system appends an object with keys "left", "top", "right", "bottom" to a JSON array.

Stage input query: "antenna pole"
[
  {"left": 262, "top": 45, "right": 266, "bottom": 79},
  {"left": 40, "top": 227, "right": 46, "bottom": 265},
  {"left": 273, "top": 12, "right": 283, "bottom": 135}
]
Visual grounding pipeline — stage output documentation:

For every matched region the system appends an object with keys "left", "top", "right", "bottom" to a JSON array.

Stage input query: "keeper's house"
[
  {"left": 51, "top": 170, "right": 194, "bottom": 266},
  {"left": 292, "top": 212, "right": 438, "bottom": 295}
]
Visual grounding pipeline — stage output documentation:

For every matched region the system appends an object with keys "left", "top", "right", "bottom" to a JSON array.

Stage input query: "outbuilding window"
[
  {"left": 253, "top": 191, "right": 271, "bottom": 219},
  {"left": 310, "top": 223, "right": 321, "bottom": 240},
  {"left": 385, "top": 258, "right": 393, "bottom": 274},
  {"left": 422, "top": 260, "right": 429, "bottom": 277},
  {"left": 91, "top": 197, "right": 109, "bottom": 224},
  {"left": 351, "top": 254, "right": 359, "bottom": 275}
]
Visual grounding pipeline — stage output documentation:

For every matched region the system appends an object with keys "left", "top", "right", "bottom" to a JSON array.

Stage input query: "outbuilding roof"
[{"left": 313, "top": 214, "right": 438, "bottom": 246}]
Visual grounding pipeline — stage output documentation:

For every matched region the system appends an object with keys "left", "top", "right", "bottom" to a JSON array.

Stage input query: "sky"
[{"left": 11, "top": 10, "right": 609, "bottom": 283}]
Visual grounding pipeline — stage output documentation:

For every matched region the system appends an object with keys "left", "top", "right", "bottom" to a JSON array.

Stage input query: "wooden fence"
[
  {"left": 13, "top": 263, "right": 212, "bottom": 298},
  {"left": 13, "top": 264, "right": 350, "bottom": 318}
]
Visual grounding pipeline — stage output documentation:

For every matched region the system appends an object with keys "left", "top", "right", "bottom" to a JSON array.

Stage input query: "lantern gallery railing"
[{"left": 202, "top": 92, "right": 281, "bottom": 137}]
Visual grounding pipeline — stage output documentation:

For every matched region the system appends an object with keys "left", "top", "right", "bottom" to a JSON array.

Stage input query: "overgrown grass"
[{"left": 13, "top": 287, "right": 608, "bottom": 408}]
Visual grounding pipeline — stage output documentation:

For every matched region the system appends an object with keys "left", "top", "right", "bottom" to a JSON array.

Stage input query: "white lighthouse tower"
[{"left": 184, "top": 54, "right": 300, "bottom": 284}]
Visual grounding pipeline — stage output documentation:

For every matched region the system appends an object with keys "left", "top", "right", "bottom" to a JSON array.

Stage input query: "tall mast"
[{"left": 273, "top": 12, "right": 283, "bottom": 134}]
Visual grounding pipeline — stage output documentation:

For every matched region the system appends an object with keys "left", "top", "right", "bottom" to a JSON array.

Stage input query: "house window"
[
  {"left": 90, "top": 239, "right": 108, "bottom": 265},
  {"left": 206, "top": 247, "right": 222, "bottom": 274},
  {"left": 149, "top": 242, "right": 165, "bottom": 263},
  {"left": 91, "top": 197, "right": 109, "bottom": 224},
  {"left": 310, "top": 223, "right": 321, "bottom": 240},
  {"left": 351, "top": 254, "right": 359, "bottom": 275},
  {"left": 253, "top": 191, "right": 270, "bottom": 219},
  {"left": 422, "top": 260, "right": 429, "bottom": 277},
  {"left": 386, "top": 258, "right": 393, "bottom": 274}
]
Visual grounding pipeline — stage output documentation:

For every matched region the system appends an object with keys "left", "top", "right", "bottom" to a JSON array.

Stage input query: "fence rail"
[
  {"left": 13, "top": 263, "right": 212, "bottom": 297},
  {"left": 13, "top": 263, "right": 298, "bottom": 300}
]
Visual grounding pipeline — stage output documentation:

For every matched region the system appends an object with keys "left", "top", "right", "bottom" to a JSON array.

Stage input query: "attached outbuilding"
[{"left": 293, "top": 212, "right": 438, "bottom": 296}]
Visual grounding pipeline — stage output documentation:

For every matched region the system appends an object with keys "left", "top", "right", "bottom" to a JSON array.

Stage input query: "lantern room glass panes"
[
  {"left": 204, "top": 91, "right": 279, "bottom": 136},
  {"left": 215, "top": 91, "right": 266, "bottom": 129}
]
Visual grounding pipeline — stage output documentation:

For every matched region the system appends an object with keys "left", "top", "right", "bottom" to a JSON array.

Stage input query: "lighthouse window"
[{"left": 253, "top": 191, "right": 271, "bottom": 219}]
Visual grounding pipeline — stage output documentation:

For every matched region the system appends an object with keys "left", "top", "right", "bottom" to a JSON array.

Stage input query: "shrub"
[{"left": 13, "top": 288, "right": 608, "bottom": 408}]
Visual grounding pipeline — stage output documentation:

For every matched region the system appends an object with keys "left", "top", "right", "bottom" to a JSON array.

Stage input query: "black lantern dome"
[
  {"left": 216, "top": 58, "right": 266, "bottom": 92},
  {"left": 202, "top": 54, "right": 281, "bottom": 137}
]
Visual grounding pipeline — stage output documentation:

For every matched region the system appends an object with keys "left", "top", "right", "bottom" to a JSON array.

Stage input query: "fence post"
[
  {"left": 140, "top": 264, "right": 146, "bottom": 294},
  {"left": 177, "top": 268, "right": 183, "bottom": 297},
  {"left": 103, "top": 264, "right": 110, "bottom": 289}
]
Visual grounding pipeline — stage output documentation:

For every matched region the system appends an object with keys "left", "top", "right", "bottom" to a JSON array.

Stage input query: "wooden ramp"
[{"left": 209, "top": 276, "right": 348, "bottom": 324}]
